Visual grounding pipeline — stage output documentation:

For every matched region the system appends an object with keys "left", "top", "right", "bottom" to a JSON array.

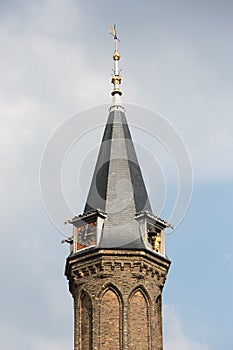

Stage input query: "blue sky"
[{"left": 0, "top": 1, "right": 233, "bottom": 349}]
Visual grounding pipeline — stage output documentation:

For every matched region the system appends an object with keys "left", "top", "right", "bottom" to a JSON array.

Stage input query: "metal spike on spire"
[{"left": 109, "top": 24, "right": 122, "bottom": 96}]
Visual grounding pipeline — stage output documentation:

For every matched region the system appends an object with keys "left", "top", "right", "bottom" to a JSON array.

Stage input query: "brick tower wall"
[{"left": 67, "top": 249, "right": 170, "bottom": 350}]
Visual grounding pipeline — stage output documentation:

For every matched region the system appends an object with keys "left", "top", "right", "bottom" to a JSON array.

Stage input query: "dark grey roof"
[
  {"left": 84, "top": 109, "right": 152, "bottom": 213},
  {"left": 84, "top": 108, "right": 152, "bottom": 249}
]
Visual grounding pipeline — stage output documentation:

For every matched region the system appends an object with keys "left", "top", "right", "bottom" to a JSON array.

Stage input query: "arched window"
[
  {"left": 100, "top": 289, "right": 121, "bottom": 349},
  {"left": 129, "top": 290, "right": 149, "bottom": 350},
  {"left": 80, "top": 293, "right": 92, "bottom": 350}
]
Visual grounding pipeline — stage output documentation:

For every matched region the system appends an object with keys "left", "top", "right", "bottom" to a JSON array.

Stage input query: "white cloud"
[
  {"left": 0, "top": 323, "right": 72, "bottom": 350},
  {"left": 124, "top": 14, "right": 233, "bottom": 183},
  {"left": 32, "top": 339, "right": 71, "bottom": 350},
  {"left": 1, "top": 0, "right": 233, "bottom": 186},
  {"left": 164, "top": 305, "right": 208, "bottom": 350},
  {"left": 0, "top": 0, "right": 109, "bottom": 212}
]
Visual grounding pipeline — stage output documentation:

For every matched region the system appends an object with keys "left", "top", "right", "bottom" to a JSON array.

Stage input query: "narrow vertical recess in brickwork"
[
  {"left": 80, "top": 293, "right": 92, "bottom": 350},
  {"left": 100, "top": 289, "right": 121, "bottom": 350},
  {"left": 155, "top": 294, "right": 163, "bottom": 349},
  {"left": 129, "top": 290, "right": 150, "bottom": 350}
]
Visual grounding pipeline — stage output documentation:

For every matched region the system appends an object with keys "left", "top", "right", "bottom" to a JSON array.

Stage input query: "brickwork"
[
  {"left": 155, "top": 295, "right": 163, "bottom": 350},
  {"left": 100, "top": 289, "right": 120, "bottom": 349},
  {"left": 81, "top": 293, "right": 92, "bottom": 350},
  {"left": 129, "top": 290, "right": 149, "bottom": 350},
  {"left": 66, "top": 249, "right": 170, "bottom": 350}
]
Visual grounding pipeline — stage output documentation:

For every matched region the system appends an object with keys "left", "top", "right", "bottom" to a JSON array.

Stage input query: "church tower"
[{"left": 65, "top": 26, "right": 171, "bottom": 350}]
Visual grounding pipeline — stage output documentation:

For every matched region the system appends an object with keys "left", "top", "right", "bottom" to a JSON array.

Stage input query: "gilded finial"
[{"left": 109, "top": 24, "right": 122, "bottom": 96}]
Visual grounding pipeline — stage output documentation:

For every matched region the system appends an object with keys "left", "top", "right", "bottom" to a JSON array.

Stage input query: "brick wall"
[
  {"left": 129, "top": 290, "right": 149, "bottom": 350},
  {"left": 81, "top": 293, "right": 92, "bottom": 350},
  {"left": 100, "top": 289, "right": 120, "bottom": 349},
  {"left": 66, "top": 249, "right": 170, "bottom": 350}
]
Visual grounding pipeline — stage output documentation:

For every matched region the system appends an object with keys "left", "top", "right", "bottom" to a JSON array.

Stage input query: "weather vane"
[
  {"left": 109, "top": 24, "right": 122, "bottom": 96},
  {"left": 109, "top": 24, "right": 120, "bottom": 41}
]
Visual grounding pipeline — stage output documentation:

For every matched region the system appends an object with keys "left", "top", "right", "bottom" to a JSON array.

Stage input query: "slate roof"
[
  {"left": 82, "top": 106, "right": 154, "bottom": 249},
  {"left": 84, "top": 108, "right": 152, "bottom": 213}
]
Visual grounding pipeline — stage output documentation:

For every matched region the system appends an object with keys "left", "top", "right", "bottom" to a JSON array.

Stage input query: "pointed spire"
[
  {"left": 83, "top": 26, "right": 153, "bottom": 250},
  {"left": 109, "top": 24, "right": 122, "bottom": 96},
  {"left": 84, "top": 108, "right": 153, "bottom": 248}
]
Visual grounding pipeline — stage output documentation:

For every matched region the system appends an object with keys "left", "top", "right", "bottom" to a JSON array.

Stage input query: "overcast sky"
[{"left": 1, "top": 1, "right": 233, "bottom": 349}]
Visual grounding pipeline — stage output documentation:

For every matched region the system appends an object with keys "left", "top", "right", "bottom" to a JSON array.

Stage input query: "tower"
[{"left": 65, "top": 26, "right": 171, "bottom": 350}]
